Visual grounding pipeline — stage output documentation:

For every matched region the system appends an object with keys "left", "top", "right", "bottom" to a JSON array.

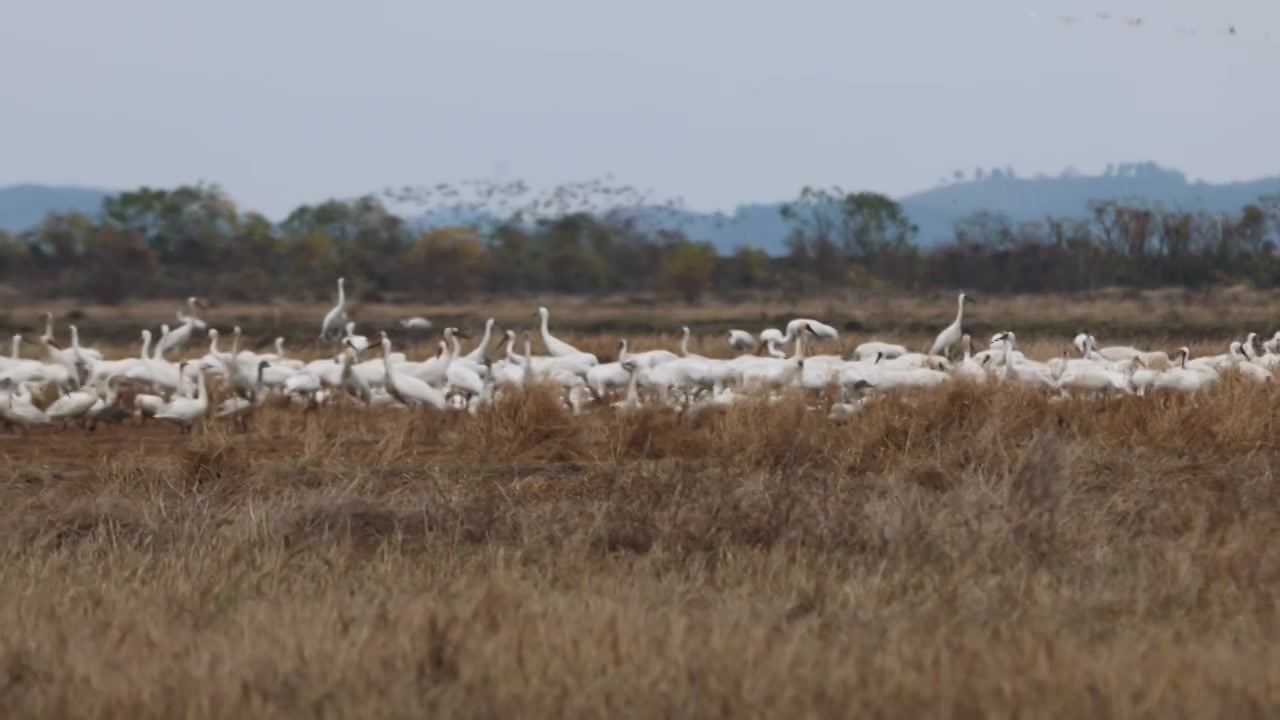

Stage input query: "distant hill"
[
  {"left": 0, "top": 184, "right": 110, "bottom": 232},
  {"left": 5, "top": 163, "right": 1279, "bottom": 254},
  {"left": 897, "top": 162, "right": 1280, "bottom": 248}
]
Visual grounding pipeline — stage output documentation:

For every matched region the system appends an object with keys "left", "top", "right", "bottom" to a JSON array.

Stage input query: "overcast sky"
[{"left": 1, "top": 0, "right": 1275, "bottom": 217}]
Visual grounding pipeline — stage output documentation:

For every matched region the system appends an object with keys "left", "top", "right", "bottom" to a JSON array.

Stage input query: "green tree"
[
  {"left": 0, "top": 230, "right": 31, "bottom": 277},
  {"left": 102, "top": 183, "right": 237, "bottom": 267},
  {"left": 26, "top": 211, "right": 95, "bottom": 287},
  {"left": 487, "top": 224, "right": 544, "bottom": 294},
  {"left": 79, "top": 226, "right": 160, "bottom": 304},
  {"left": 835, "top": 191, "right": 918, "bottom": 258},
  {"left": 773, "top": 183, "right": 916, "bottom": 265},
  {"left": 285, "top": 231, "right": 343, "bottom": 296},
  {"left": 282, "top": 195, "right": 408, "bottom": 290},
  {"left": 661, "top": 240, "right": 716, "bottom": 303},
  {"left": 540, "top": 214, "right": 611, "bottom": 294},
  {"left": 728, "top": 246, "right": 772, "bottom": 290},
  {"left": 405, "top": 226, "right": 491, "bottom": 300}
]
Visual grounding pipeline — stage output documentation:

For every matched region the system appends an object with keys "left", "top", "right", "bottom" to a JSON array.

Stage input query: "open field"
[
  {"left": 3, "top": 291, "right": 1280, "bottom": 716},
  {"left": 7, "top": 285, "right": 1280, "bottom": 346},
  {"left": 4, "top": 384, "right": 1280, "bottom": 716}
]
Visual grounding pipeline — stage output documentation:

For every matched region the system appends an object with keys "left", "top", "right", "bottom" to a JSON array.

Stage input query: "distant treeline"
[{"left": 1, "top": 183, "right": 1278, "bottom": 304}]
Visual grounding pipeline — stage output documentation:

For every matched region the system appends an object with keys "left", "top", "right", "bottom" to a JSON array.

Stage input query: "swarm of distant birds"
[
  {"left": 381, "top": 177, "right": 739, "bottom": 237},
  {"left": 1033, "top": 9, "right": 1242, "bottom": 38}
]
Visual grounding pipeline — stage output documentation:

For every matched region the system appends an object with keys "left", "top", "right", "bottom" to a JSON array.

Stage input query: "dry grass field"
[
  {"left": 4, "top": 290, "right": 1280, "bottom": 717},
  {"left": 9, "top": 283, "right": 1280, "bottom": 344}
]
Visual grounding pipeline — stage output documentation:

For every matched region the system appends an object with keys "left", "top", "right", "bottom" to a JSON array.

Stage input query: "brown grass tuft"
[
  {"left": 21, "top": 497, "right": 158, "bottom": 552},
  {"left": 465, "top": 383, "right": 588, "bottom": 463},
  {"left": 281, "top": 498, "right": 431, "bottom": 554},
  {"left": 180, "top": 433, "right": 252, "bottom": 496},
  {"left": 612, "top": 405, "right": 695, "bottom": 460},
  {"left": 1006, "top": 429, "right": 1073, "bottom": 562}
]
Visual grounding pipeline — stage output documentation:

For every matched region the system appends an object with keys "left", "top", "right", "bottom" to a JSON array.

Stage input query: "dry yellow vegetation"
[
  {"left": 3, "top": 293, "right": 1280, "bottom": 717},
  {"left": 3, "top": 380, "right": 1280, "bottom": 716},
  {"left": 13, "top": 285, "right": 1280, "bottom": 344}
]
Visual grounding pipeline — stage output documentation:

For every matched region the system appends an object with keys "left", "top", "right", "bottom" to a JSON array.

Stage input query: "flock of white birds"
[{"left": 1, "top": 280, "right": 1277, "bottom": 434}]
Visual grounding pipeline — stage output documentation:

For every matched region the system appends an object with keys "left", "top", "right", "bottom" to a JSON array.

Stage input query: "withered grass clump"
[
  {"left": 35, "top": 286, "right": 1280, "bottom": 347},
  {"left": 464, "top": 383, "right": 589, "bottom": 463},
  {"left": 281, "top": 498, "right": 433, "bottom": 555},
  {"left": 3, "top": 378, "right": 1280, "bottom": 717}
]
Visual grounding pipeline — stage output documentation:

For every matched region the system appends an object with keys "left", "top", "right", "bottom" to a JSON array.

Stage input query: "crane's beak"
[
  {"left": 965, "top": 295, "right": 978, "bottom": 304},
  {"left": 454, "top": 329, "right": 471, "bottom": 340}
]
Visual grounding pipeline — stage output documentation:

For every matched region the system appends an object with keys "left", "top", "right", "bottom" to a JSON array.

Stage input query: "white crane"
[
  {"left": 175, "top": 296, "right": 208, "bottom": 326},
  {"left": 727, "top": 329, "right": 755, "bottom": 354},
  {"left": 154, "top": 368, "right": 210, "bottom": 434},
  {"left": 376, "top": 333, "right": 447, "bottom": 410},
  {"left": 535, "top": 306, "right": 598, "bottom": 365},
  {"left": 461, "top": 318, "right": 497, "bottom": 364},
  {"left": 930, "top": 292, "right": 975, "bottom": 359},
  {"left": 320, "top": 276, "right": 348, "bottom": 341},
  {"left": 1, "top": 381, "right": 52, "bottom": 434},
  {"left": 46, "top": 382, "right": 101, "bottom": 428},
  {"left": 852, "top": 341, "right": 909, "bottom": 362},
  {"left": 343, "top": 321, "right": 370, "bottom": 358},
  {"left": 214, "top": 360, "right": 272, "bottom": 430},
  {"left": 784, "top": 318, "right": 839, "bottom": 344},
  {"left": 398, "top": 316, "right": 433, "bottom": 332}
]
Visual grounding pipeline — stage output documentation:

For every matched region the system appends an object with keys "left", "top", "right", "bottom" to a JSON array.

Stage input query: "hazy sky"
[{"left": 2, "top": 0, "right": 1276, "bottom": 217}]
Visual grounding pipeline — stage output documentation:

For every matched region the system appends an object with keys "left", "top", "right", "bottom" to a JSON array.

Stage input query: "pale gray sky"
[{"left": 2, "top": 0, "right": 1276, "bottom": 217}]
